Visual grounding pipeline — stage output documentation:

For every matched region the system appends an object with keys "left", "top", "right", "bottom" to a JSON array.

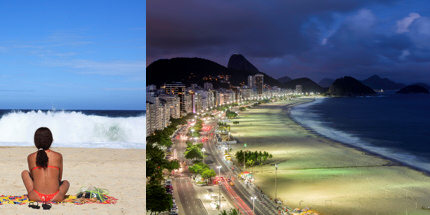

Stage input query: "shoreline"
[
  {"left": 287, "top": 98, "right": 430, "bottom": 177},
  {"left": 229, "top": 99, "right": 430, "bottom": 214}
]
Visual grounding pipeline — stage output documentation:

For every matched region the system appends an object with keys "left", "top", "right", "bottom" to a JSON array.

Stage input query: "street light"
[
  {"left": 251, "top": 197, "right": 256, "bottom": 214},
  {"left": 275, "top": 163, "right": 278, "bottom": 201},
  {"left": 217, "top": 166, "right": 222, "bottom": 210},
  {"left": 244, "top": 150, "right": 247, "bottom": 171},
  {"left": 202, "top": 148, "right": 206, "bottom": 165}
]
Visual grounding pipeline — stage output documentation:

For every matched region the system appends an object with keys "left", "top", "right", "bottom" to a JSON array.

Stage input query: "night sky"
[{"left": 147, "top": 0, "right": 430, "bottom": 85}]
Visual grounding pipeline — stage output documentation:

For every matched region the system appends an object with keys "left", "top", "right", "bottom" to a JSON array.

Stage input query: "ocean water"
[
  {"left": 0, "top": 110, "right": 146, "bottom": 149},
  {"left": 290, "top": 93, "right": 430, "bottom": 172}
]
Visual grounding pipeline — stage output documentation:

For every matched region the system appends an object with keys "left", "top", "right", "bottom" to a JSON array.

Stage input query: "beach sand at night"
[
  {"left": 0, "top": 147, "right": 145, "bottom": 214},
  {"left": 229, "top": 99, "right": 430, "bottom": 215}
]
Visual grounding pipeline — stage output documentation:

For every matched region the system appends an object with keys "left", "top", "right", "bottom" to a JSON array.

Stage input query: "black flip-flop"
[
  {"left": 28, "top": 202, "right": 40, "bottom": 209},
  {"left": 42, "top": 202, "right": 52, "bottom": 210}
]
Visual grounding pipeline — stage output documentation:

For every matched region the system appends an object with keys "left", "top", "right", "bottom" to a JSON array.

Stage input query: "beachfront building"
[
  {"left": 207, "top": 90, "right": 216, "bottom": 109},
  {"left": 146, "top": 97, "right": 159, "bottom": 134},
  {"left": 248, "top": 75, "right": 254, "bottom": 88},
  {"left": 163, "top": 82, "right": 186, "bottom": 116},
  {"left": 296, "top": 85, "right": 302, "bottom": 94},
  {"left": 186, "top": 85, "right": 204, "bottom": 114},
  {"left": 146, "top": 101, "right": 152, "bottom": 136},
  {"left": 214, "top": 88, "right": 236, "bottom": 106},
  {"left": 213, "top": 91, "right": 220, "bottom": 107},
  {"left": 146, "top": 94, "right": 169, "bottom": 132},
  {"left": 196, "top": 89, "right": 214, "bottom": 112},
  {"left": 228, "top": 91, "right": 236, "bottom": 104},
  {"left": 158, "top": 94, "right": 181, "bottom": 119},
  {"left": 254, "top": 74, "right": 264, "bottom": 96},
  {"left": 192, "top": 91, "right": 202, "bottom": 114},
  {"left": 222, "top": 93, "right": 231, "bottom": 105},
  {"left": 183, "top": 93, "right": 193, "bottom": 115},
  {"left": 239, "top": 87, "right": 256, "bottom": 102},
  {"left": 159, "top": 99, "right": 170, "bottom": 128},
  {"left": 201, "top": 96, "right": 208, "bottom": 112},
  {"left": 231, "top": 87, "right": 243, "bottom": 103},
  {"left": 215, "top": 91, "right": 223, "bottom": 106}
]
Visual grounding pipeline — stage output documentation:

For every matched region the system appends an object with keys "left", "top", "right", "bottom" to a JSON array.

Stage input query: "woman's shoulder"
[
  {"left": 49, "top": 150, "right": 62, "bottom": 156},
  {"left": 27, "top": 152, "right": 36, "bottom": 160},
  {"left": 48, "top": 150, "right": 63, "bottom": 161}
]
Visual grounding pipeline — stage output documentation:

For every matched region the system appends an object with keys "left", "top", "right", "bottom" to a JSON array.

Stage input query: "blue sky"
[
  {"left": 148, "top": 0, "right": 430, "bottom": 85},
  {"left": 0, "top": 1, "right": 145, "bottom": 110}
]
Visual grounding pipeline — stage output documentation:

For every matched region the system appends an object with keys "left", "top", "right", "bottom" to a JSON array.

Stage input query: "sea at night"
[
  {"left": 0, "top": 109, "right": 146, "bottom": 149},
  {"left": 291, "top": 92, "right": 430, "bottom": 172}
]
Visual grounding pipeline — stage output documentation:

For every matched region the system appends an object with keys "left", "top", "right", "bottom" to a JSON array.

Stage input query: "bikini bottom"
[{"left": 33, "top": 189, "right": 59, "bottom": 202}]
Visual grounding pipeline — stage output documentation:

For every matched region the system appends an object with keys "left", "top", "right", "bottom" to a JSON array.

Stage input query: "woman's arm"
[
  {"left": 27, "top": 154, "right": 32, "bottom": 177},
  {"left": 59, "top": 153, "right": 63, "bottom": 182}
]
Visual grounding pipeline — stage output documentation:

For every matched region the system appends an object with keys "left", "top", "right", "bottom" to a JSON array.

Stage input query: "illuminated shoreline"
[{"left": 229, "top": 99, "right": 430, "bottom": 214}]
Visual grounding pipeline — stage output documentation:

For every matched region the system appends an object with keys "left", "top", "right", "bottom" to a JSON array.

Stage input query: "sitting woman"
[{"left": 21, "top": 127, "right": 70, "bottom": 202}]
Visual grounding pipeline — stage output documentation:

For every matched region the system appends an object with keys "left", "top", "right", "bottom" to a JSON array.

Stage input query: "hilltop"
[
  {"left": 327, "top": 76, "right": 376, "bottom": 97},
  {"left": 281, "top": 78, "right": 327, "bottom": 93},
  {"left": 396, "top": 85, "right": 430, "bottom": 94},
  {"left": 278, "top": 76, "right": 292, "bottom": 83},
  {"left": 147, "top": 54, "right": 328, "bottom": 93},
  {"left": 146, "top": 57, "right": 282, "bottom": 88},
  {"left": 412, "top": 83, "right": 430, "bottom": 90},
  {"left": 318, "top": 78, "right": 335, "bottom": 88},
  {"left": 227, "top": 53, "right": 260, "bottom": 73},
  {"left": 361, "top": 75, "right": 405, "bottom": 90}
]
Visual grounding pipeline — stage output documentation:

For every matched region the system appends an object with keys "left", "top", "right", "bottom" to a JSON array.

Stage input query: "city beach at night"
[
  {"left": 229, "top": 98, "right": 430, "bottom": 215},
  {"left": 147, "top": 0, "right": 430, "bottom": 214}
]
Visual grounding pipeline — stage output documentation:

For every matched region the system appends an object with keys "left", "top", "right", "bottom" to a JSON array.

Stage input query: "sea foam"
[{"left": 0, "top": 110, "right": 145, "bottom": 149}]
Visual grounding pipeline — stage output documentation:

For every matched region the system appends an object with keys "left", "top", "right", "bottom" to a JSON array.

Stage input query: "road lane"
[
  {"left": 171, "top": 125, "right": 208, "bottom": 215},
  {"left": 203, "top": 119, "right": 274, "bottom": 215}
]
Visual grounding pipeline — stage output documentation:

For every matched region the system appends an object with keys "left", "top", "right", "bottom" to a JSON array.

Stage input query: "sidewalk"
[
  {"left": 218, "top": 149, "right": 290, "bottom": 214},
  {"left": 169, "top": 175, "right": 233, "bottom": 215},
  {"left": 194, "top": 182, "right": 233, "bottom": 215}
]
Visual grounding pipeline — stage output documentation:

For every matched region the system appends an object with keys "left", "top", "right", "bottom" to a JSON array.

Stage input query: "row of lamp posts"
[{"left": 203, "top": 112, "right": 280, "bottom": 213}]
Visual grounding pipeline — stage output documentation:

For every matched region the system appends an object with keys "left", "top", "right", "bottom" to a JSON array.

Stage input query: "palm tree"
[
  {"left": 218, "top": 208, "right": 239, "bottom": 215},
  {"left": 268, "top": 154, "right": 273, "bottom": 163},
  {"left": 218, "top": 210, "right": 228, "bottom": 215},
  {"left": 229, "top": 208, "right": 239, "bottom": 215},
  {"left": 258, "top": 151, "right": 263, "bottom": 164}
]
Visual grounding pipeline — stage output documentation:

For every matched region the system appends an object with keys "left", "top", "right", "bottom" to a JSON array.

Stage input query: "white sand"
[
  {"left": 0, "top": 147, "right": 145, "bottom": 214},
  {"left": 229, "top": 100, "right": 430, "bottom": 215}
]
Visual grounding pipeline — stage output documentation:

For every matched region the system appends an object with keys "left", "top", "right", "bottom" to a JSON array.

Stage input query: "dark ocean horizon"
[{"left": 290, "top": 92, "right": 430, "bottom": 172}]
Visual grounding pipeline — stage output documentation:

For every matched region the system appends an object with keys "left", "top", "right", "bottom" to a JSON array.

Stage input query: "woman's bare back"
[{"left": 27, "top": 150, "right": 63, "bottom": 195}]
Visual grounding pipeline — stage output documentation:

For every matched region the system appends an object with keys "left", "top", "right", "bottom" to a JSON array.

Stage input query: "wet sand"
[{"left": 229, "top": 99, "right": 430, "bottom": 215}]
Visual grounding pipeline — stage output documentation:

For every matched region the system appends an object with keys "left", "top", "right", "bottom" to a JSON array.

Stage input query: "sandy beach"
[
  {"left": 0, "top": 147, "right": 145, "bottom": 214},
  {"left": 229, "top": 99, "right": 430, "bottom": 215}
]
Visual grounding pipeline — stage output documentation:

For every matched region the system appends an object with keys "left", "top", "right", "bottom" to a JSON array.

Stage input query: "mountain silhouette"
[
  {"left": 227, "top": 53, "right": 259, "bottom": 73},
  {"left": 361, "top": 75, "right": 405, "bottom": 90}
]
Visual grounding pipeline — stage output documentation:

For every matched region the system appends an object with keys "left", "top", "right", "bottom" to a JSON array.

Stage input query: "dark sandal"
[
  {"left": 28, "top": 202, "right": 40, "bottom": 209},
  {"left": 42, "top": 202, "right": 52, "bottom": 210}
]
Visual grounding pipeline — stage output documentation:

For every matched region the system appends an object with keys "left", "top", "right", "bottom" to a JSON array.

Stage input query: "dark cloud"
[
  {"left": 148, "top": 0, "right": 394, "bottom": 59},
  {"left": 147, "top": 0, "right": 430, "bottom": 84}
]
